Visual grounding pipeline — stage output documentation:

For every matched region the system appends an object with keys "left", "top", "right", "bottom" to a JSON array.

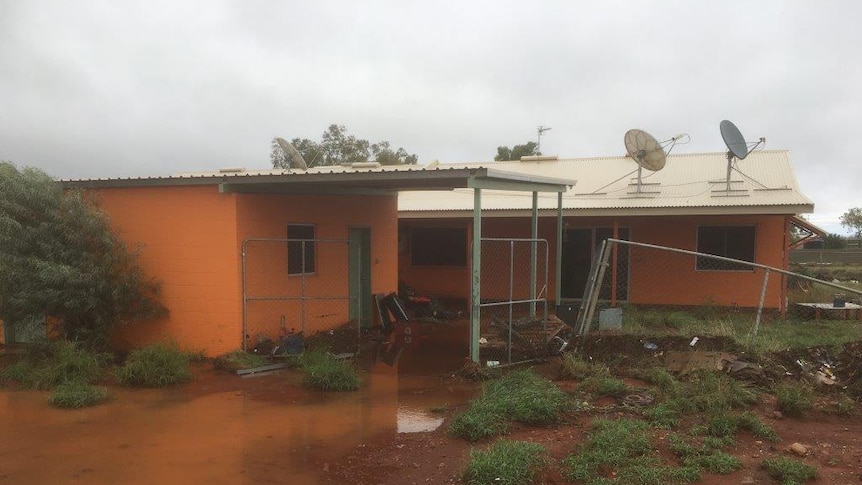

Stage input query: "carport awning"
[{"left": 64, "top": 167, "right": 574, "bottom": 195}]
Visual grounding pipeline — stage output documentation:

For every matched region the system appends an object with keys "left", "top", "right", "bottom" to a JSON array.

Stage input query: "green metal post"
[
  {"left": 471, "top": 188, "right": 482, "bottom": 362},
  {"left": 530, "top": 191, "right": 538, "bottom": 316},
  {"left": 555, "top": 192, "right": 563, "bottom": 305}
]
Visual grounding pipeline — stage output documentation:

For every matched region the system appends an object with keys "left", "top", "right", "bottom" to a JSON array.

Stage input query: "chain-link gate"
[
  {"left": 577, "top": 239, "right": 862, "bottom": 341},
  {"left": 242, "top": 237, "right": 363, "bottom": 355},
  {"left": 479, "top": 238, "right": 556, "bottom": 365}
]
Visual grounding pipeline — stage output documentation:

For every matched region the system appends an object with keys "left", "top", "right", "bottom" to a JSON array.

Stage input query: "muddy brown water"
[{"left": 0, "top": 341, "right": 475, "bottom": 485}]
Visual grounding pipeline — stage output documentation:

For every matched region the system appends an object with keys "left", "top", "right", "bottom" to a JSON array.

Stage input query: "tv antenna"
[
  {"left": 623, "top": 129, "right": 688, "bottom": 195},
  {"left": 537, "top": 125, "right": 552, "bottom": 154},
  {"left": 275, "top": 137, "right": 309, "bottom": 171},
  {"left": 719, "top": 120, "right": 765, "bottom": 192}
]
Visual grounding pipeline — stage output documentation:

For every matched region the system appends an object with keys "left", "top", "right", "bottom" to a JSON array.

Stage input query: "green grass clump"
[
  {"left": 115, "top": 341, "right": 192, "bottom": 387},
  {"left": 582, "top": 376, "right": 630, "bottom": 397},
  {"left": 672, "top": 370, "right": 759, "bottom": 414},
  {"left": 641, "top": 367, "right": 679, "bottom": 393},
  {"left": 462, "top": 440, "right": 545, "bottom": 485},
  {"left": 774, "top": 383, "right": 814, "bottom": 417},
  {"left": 560, "top": 353, "right": 609, "bottom": 381},
  {"left": 450, "top": 370, "right": 568, "bottom": 441},
  {"left": 692, "top": 451, "right": 743, "bottom": 474},
  {"left": 644, "top": 402, "right": 681, "bottom": 429},
  {"left": 737, "top": 412, "right": 778, "bottom": 441},
  {"left": 706, "top": 413, "right": 738, "bottom": 438},
  {"left": 835, "top": 396, "right": 857, "bottom": 415},
  {"left": 762, "top": 456, "right": 817, "bottom": 485},
  {"left": 0, "top": 340, "right": 109, "bottom": 389},
  {"left": 48, "top": 382, "right": 109, "bottom": 408},
  {"left": 213, "top": 350, "right": 270, "bottom": 372},
  {"left": 564, "top": 419, "right": 653, "bottom": 482},
  {"left": 299, "top": 348, "right": 360, "bottom": 392}
]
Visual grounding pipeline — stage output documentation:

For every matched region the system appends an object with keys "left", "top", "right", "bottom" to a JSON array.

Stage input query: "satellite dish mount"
[
  {"left": 275, "top": 137, "right": 309, "bottom": 171},
  {"left": 623, "top": 129, "right": 687, "bottom": 195},
  {"left": 719, "top": 120, "right": 765, "bottom": 191}
]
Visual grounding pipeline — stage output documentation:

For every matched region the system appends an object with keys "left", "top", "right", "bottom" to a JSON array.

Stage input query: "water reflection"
[{"left": 0, "top": 338, "right": 473, "bottom": 485}]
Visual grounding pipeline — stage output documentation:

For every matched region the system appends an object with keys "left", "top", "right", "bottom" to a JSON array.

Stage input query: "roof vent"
[
  {"left": 350, "top": 162, "right": 381, "bottom": 169},
  {"left": 519, "top": 155, "right": 558, "bottom": 162},
  {"left": 219, "top": 167, "right": 246, "bottom": 173}
]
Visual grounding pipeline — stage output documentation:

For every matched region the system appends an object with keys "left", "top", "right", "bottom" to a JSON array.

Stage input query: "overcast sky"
[{"left": 1, "top": 1, "right": 859, "bottom": 234}]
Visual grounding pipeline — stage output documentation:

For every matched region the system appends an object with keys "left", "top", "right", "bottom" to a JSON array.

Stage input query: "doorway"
[
  {"left": 561, "top": 227, "right": 630, "bottom": 300},
  {"left": 348, "top": 227, "right": 372, "bottom": 327}
]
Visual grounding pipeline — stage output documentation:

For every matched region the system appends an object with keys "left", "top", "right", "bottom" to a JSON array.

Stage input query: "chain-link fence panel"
[
  {"left": 577, "top": 239, "right": 862, "bottom": 344},
  {"left": 242, "top": 238, "right": 361, "bottom": 356},
  {"left": 479, "top": 238, "right": 559, "bottom": 365}
]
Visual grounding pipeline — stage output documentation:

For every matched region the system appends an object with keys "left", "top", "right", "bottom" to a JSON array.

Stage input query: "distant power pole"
[{"left": 537, "top": 125, "right": 552, "bottom": 154}]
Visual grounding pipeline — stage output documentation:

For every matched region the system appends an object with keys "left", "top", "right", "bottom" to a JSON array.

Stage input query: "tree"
[
  {"left": 0, "top": 162, "right": 166, "bottom": 349},
  {"left": 823, "top": 233, "right": 847, "bottom": 249},
  {"left": 840, "top": 207, "right": 862, "bottom": 237},
  {"left": 494, "top": 141, "right": 539, "bottom": 161},
  {"left": 271, "top": 124, "right": 418, "bottom": 169}
]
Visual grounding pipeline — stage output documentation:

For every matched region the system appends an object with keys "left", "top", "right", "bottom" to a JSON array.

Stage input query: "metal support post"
[
  {"left": 471, "top": 188, "right": 482, "bottom": 362},
  {"left": 530, "top": 191, "right": 538, "bottom": 316}
]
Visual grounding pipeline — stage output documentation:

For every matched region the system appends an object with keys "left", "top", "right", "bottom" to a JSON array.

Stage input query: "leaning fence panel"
[
  {"left": 479, "top": 238, "right": 561, "bottom": 365},
  {"left": 242, "top": 238, "right": 360, "bottom": 356},
  {"left": 577, "top": 239, "right": 862, "bottom": 346}
]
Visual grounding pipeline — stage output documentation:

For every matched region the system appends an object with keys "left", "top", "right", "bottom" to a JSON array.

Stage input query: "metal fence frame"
[
  {"left": 479, "top": 237, "right": 550, "bottom": 364},
  {"left": 576, "top": 238, "right": 862, "bottom": 338},
  {"left": 241, "top": 237, "right": 361, "bottom": 352}
]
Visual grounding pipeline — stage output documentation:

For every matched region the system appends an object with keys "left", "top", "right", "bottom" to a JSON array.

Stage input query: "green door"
[{"left": 348, "top": 227, "right": 372, "bottom": 327}]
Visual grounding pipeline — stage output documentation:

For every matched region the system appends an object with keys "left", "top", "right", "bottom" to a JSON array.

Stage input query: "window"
[
  {"left": 410, "top": 227, "right": 467, "bottom": 266},
  {"left": 696, "top": 225, "right": 755, "bottom": 271},
  {"left": 287, "top": 224, "right": 315, "bottom": 275}
]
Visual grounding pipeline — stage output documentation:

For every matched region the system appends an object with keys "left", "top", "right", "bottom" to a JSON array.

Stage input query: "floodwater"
[{"left": 0, "top": 333, "right": 475, "bottom": 485}]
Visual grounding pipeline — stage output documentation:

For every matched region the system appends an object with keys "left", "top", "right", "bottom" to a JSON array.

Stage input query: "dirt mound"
[{"left": 574, "top": 333, "right": 739, "bottom": 365}]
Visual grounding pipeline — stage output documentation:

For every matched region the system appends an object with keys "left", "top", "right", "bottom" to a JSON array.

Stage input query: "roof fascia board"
[
  {"left": 399, "top": 204, "right": 814, "bottom": 219},
  {"left": 466, "top": 176, "right": 570, "bottom": 193},
  {"left": 219, "top": 183, "right": 397, "bottom": 196}
]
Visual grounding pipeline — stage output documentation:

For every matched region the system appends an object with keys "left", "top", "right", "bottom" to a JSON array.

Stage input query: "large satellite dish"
[
  {"left": 624, "top": 129, "right": 667, "bottom": 171},
  {"left": 720, "top": 120, "right": 749, "bottom": 160},
  {"left": 275, "top": 137, "right": 308, "bottom": 171}
]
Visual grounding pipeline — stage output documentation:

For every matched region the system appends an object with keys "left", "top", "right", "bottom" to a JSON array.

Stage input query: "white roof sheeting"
[{"left": 398, "top": 150, "right": 814, "bottom": 217}]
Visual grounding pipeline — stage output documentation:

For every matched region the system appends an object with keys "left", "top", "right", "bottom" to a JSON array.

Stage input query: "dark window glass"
[
  {"left": 410, "top": 227, "right": 467, "bottom": 266},
  {"left": 288, "top": 224, "right": 315, "bottom": 275},
  {"left": 696, "top": 226, "right": 756, "bottom": 271}
]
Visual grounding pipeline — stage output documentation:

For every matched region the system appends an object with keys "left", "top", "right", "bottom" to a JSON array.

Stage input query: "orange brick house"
[
  {"left": 398, "top": 150, "right": 818, "bottom": 312},
  {"left": 58, "top": 166, "right": 569, "bottom": 356}
]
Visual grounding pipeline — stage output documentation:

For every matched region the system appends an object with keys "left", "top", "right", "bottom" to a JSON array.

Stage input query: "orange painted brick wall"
[
  {"left": 90, "top": 185, "right": 242, "bottom": 355},
  {"left": 399, "top": 213, "right": 789, "bottom": 309},
  {"left": 236, "top": 193, "right": 399, "bottom": 340},
  {"left": 90, "top": 186, "right": 398, "bottom": 356}
]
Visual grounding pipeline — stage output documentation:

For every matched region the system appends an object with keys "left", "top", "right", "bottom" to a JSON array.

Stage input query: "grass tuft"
[
  {"left": 213, "top": 350, "right": 271, "bottom": 372},
  {"left": 737, "top": 412, "right": 778, "bottom": 441},
  {"left": 49, "top": 382, "right": 109, "bottom": 408},
  {"left": 774, "top": 382, "right": 814, "bottom": 418},
  {"left": 762, "top": 456, "right": 817, "bottom": 485},
  {"left": 0, "top": 340, "right": 109, "bottom": 389},
  {"left": 299, "top": 348, "right": 360, "bottom": 392},
  {"left": 462, "top": 440, "right": 545, "bottom": 485},
  {"left": 560, "top": 353, "right": 609, "bottom": 381},
  {"left": 450, "top": 370, "right": 568, "bottom": 441},
  {"left": 115, "top": 341, "right": 192, "bottom": 387}
]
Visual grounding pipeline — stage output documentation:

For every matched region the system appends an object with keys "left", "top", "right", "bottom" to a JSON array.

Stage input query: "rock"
[
  {"left": 789, "top": 442, "right": 810, "bottom": 456},
  {"left": 740, "top": 476, "right": 756, "bottom": 484},
  {"left": 772, "top": 410, "right": 784, "bottom": 419}
]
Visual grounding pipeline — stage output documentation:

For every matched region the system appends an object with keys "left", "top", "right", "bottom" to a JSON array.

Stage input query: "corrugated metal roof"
[{"left": 398, "top": 150, "right": 814, "bottom": 216}]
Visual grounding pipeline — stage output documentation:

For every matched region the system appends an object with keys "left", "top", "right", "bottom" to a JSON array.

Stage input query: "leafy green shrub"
[
  {"left": 762, "top": 456, "right": 817, "bottom": 485},
  {"left": 49, "top": 382, "right": 108, "bottom": 408},
  {"left": 0, "top": 340, "right": 109, "bottom": 389},
  {"left": 115, "top": 341, "right": 192, "bottom": 387},
  {"left": 299, "top": 348, "right": 360, "bottom": 391},
  {"left": 462, "top": 440, "right": 545, "bottom": 485},
  {"left": 450, "top": 370, "right": 568, "bottom": 441},
  {"left": 774, "top": 383, "right": 814, "bottom": 417}
]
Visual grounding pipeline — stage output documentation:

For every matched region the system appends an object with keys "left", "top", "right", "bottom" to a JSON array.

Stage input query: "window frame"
[
  {"left": 287, "top": 223, "right": 316, "bottom": 275},
  {"left": 409, "top": 226, "right": 468, "bottom": 267},
  {"left": 695, "top": 225, "right": 756, "bottom": 272}
]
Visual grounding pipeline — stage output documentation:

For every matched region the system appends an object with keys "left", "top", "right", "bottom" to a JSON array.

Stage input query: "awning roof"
[{"left": 63, "top": 166, "right": 574, "bottom": 195}]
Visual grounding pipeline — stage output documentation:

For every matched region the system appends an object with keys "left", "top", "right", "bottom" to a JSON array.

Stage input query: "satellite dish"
[
  {"left": 275, "top": 137, "right": 308, "bottom": 170},
  {"left": 624, "top": 129, "right": 667, "bottom": 195},
  {"left": 720, "top": 120, "right": 749, "bottom": 160},
  {"left": 624, "top": 129, "right": 667, "bottom": 171}
]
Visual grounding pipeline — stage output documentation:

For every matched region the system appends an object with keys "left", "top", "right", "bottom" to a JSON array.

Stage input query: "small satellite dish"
[
  {"left": 624, "top": 129, "right": 667, "bottom": 171},
  {"left": 720, "top": 120, "right": 749, "bottom": 160},
  {"left": 275, "top": 137, "right": 308, "bottom": 170}
]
